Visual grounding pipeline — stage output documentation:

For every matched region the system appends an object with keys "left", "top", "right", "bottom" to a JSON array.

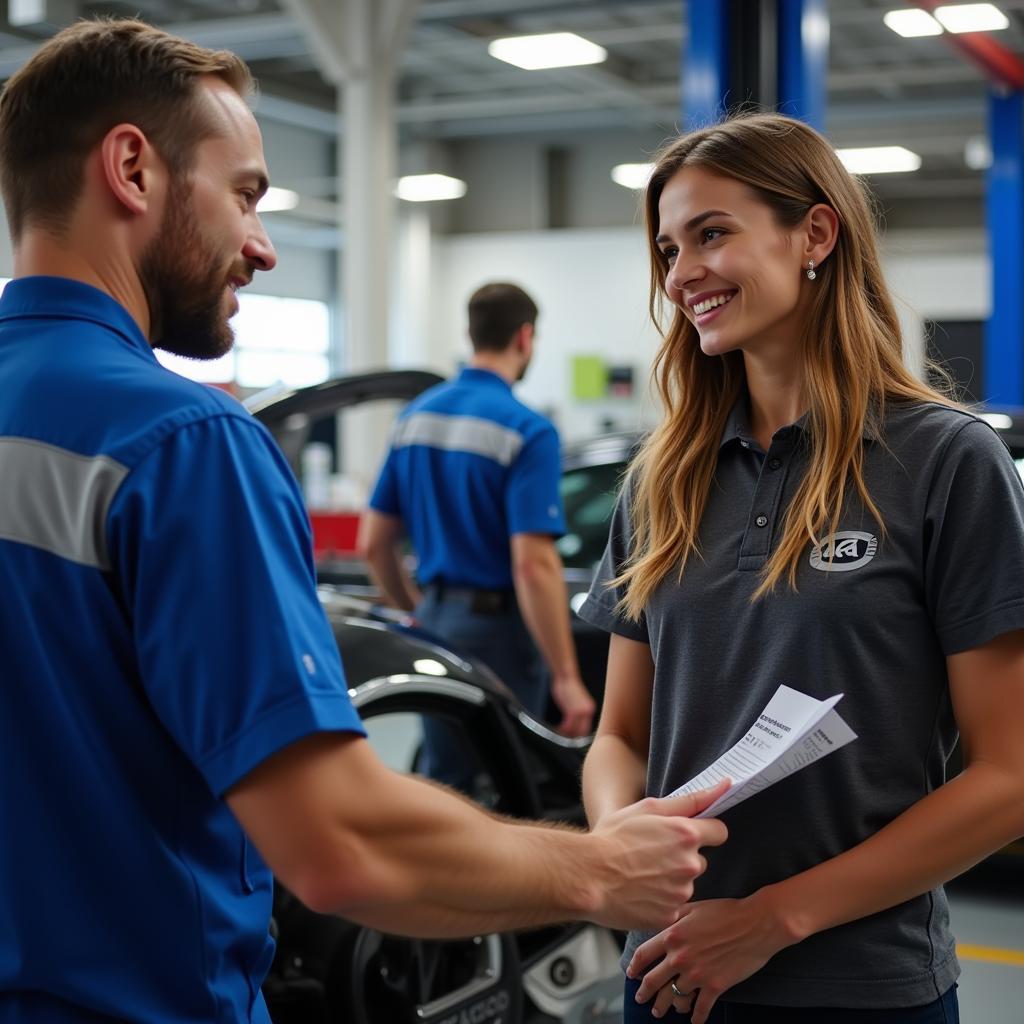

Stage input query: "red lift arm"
[{"left": 912, "top": 0, "right": 1024, "bottom": 89}]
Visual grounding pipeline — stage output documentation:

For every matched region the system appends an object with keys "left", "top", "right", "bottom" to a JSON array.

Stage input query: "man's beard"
[{"left": 141, "top": 179, "right": 238, "bottom": 361}]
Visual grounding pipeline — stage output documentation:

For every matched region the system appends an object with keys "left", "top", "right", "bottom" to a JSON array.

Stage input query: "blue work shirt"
[
  {"left": 0, "top": 277, "right": 365, "bottom": 1024},
  {"left": 369, "top": 367, "right": 566, "bottom": 588}
]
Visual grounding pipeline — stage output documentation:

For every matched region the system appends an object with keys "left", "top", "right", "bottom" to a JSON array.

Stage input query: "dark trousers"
[
  {"left": 415, "top": 589, "right": 548, "bottom": 792},
  {"left": 622, "top": 978, "right": 959, "bottom": 1023}
]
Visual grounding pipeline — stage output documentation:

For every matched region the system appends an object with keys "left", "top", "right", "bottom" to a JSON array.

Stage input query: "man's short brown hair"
[
  {"left": 0, "top": 17, "right": 253, "bottom": 240},
  {"left": 467, "top": 282, "right": 538, "bottom": 353}
]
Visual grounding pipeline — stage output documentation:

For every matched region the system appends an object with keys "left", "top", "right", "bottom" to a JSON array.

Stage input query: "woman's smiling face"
[{"left": 656, "top": 165, "right": 811, "bottom": 360}]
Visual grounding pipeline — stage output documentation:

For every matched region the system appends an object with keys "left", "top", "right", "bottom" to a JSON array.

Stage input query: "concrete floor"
[{"left": 947, "top": 859, "right": 1024, "bottom": 1023}]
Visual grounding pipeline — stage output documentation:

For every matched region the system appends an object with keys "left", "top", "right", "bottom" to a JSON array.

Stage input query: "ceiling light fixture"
[
  {"left": 979, "top": 412, "right": 1014, "bottom": 429},
  {"left": 934, "top": 3, "right": 1009, "bottom": 33},
  {"left": 836, "top": 146, "right": 922, "bottom": 174},
  {"left": 256, "top": 187, "right": 299, "bottom": 213},
  {"left": 883, "top": 9, "right": 943, "bottom": 36},
  {"left": 964, "top": 135, "right": 993, "bottom": 170},
  {"left": 611, "top": 162, "right": 655, "bottom": 190},
  {"left": 488, "top": 31, "right": 607, "bottom": 70},
  {"left": 395, "top": 174, "right": 468, "bottom": 202}
]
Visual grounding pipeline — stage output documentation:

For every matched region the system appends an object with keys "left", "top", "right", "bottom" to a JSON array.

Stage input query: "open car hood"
[{"left": 245, "top": 368, "right": 445, "bottom": 471}]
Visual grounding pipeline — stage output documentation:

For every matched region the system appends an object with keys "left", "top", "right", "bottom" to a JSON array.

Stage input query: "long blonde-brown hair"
[{"left": 615, "top": 113, "right": 952, "bottom": 619}]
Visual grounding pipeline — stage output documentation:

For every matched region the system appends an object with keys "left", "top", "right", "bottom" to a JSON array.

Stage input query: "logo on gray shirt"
[{"left": 809, "top": 531, "right": 878, "bottom": 572}]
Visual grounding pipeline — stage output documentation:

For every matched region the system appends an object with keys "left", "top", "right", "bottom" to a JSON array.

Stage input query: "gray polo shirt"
[{"left": 580, "top": 398, "right": 1024, "bottom": 1009}]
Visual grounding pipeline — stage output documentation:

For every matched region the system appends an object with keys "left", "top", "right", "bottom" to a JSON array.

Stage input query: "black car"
[
  {"left": 248, "top": 370, "right": 632, "bottom": 705},
  {"left": 249, "top": 372, "right": 627, "bottom": 1023},
  {"left": 257, "top": 588, "right": 628, "bottom": 1024}
]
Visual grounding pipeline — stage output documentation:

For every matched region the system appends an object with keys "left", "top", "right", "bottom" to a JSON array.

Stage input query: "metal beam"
[
  {"left": 913, "top": 0, "right": 1024, "bottom": 90},
  {"left": 684, "top": 0, "right": 729, "bottom": 129},
  {"left": 416, "top": 0, "right": 595, "bottom": 18},
  {"left": 379, "top": 0, "right": 421, "bottom": 64},
  {"left": 0, "top": 12, "right": 308, "bottom": 79},
  {"left": 778, "top": 0, "right": 828, "bottom": 130},
  {"left": 276, "top": 0, "right": 348, "bottom": 84},
  {"left": 984, "top": 89, "right": 1024, "bottom": 404},
  {"left": 412, "top": 105, "right": 680, "bottom": 139},
  {"left": 397, "top": 83, "right": 679, "bottom": 123},
  {"left": 253, "top": 93, "right": 336, "bottom": 134}
]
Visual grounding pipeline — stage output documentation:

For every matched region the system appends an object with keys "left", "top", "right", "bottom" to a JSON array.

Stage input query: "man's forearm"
[
  {"left": 343, "top": 899, "right": 579, "bottom": 938},
  {"left": 513, "top": 552, "right": 579, "bottom": 679},
  {"left": 366, "top": 548, "right": 420, "bottom": 612},
  {"left": 306, "top": 770, "right": 599, "bottom": 923},
  {"left": 230, "top": 734, "right": 728, "bottom": 939},
  {"left": 338, "top": 818, "right": 603, "bottom": 936},
  {"left": 328, "top": 778, "right": 728, "bottom": 936}
]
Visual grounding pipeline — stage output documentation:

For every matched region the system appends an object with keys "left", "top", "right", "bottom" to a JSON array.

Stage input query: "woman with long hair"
[{"left": 580, "top": 113, "right": 1024, "bottom": 1023}]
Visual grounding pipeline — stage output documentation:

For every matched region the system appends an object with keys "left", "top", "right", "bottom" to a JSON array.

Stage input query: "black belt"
[{"left": 423, "top": 582, "right": 516, "bottom": 614}]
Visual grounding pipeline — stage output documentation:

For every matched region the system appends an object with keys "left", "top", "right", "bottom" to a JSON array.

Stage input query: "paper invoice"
[{"left": 668, "top": 684, "right": 857, "bottom": 818}]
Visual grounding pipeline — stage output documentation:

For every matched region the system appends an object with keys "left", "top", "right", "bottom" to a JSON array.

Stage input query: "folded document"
[{"left": 668, "top": 684, "right": 857, "bottom": 818}]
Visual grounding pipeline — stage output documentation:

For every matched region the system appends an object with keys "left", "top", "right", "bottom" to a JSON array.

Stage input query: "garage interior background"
[{"left": 0, "top": 0, "right": 1013, "bottom": 484}]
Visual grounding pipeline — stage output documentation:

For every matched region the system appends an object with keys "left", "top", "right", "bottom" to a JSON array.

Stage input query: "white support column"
[
  {"left": 393, "top": 204, "right": 434, "bottom": 368},
  {"left": 342, "top": 61, "right": 394, "bottom": 373},
  {"left": 279, "top": 0, "right": 420, "bottom": 488}
]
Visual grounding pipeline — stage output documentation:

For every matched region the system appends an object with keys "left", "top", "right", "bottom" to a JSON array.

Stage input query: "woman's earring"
[{"left": 806, "top": 260, "right": 817, "bottom": 281}]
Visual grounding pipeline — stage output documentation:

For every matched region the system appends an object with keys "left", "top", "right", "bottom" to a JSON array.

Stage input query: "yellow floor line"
[{"left": 957, "top": 943, "right": 1024, "bottom": 967}]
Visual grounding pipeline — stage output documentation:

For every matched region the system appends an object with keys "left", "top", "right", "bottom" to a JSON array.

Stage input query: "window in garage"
[{"left": 155, "top": 293, "right": 331, "bottom": 389}]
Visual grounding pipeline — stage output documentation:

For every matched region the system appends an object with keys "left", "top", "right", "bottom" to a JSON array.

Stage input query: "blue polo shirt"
[
  {"left": 0, "top": 277, "right": 365, "bottom": 1023},
  {"left": 369, "top": 367, "right": 565, "bottom": 588}
]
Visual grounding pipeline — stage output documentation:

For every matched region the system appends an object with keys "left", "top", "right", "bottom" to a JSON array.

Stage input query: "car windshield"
[{"left": 556, "top": 460, "right": 626, "bottom": 569}]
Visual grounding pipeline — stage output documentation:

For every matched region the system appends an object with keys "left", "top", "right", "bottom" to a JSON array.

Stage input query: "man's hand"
[
  {"left": 551, "top": 673, "right": 596, "bottom": 737},
  {"left": 586, "top": 781, "right": 730, "bottom": 931}
]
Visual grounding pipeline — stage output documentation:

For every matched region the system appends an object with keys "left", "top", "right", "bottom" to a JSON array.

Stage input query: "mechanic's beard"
[{"left": 141, "top": 182, "right": 236, "bottom": 361}]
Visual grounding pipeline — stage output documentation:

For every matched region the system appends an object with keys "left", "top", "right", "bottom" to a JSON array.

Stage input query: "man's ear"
[
  {"left": 517, "top": 321, "right": 535, "bottom": 355},
  {"left": 98, "top": 123, "right": 164, "bottom": 217}
]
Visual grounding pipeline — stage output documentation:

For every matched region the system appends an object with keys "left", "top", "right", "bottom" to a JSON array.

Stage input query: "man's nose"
[{"left": 244, "top": 221, "right": 277, "bottom": 272}]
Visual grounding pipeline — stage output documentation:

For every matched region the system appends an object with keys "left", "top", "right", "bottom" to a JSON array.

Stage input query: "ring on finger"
[{"left": 670, "top": 979, "right": 689, "bottom": 999}]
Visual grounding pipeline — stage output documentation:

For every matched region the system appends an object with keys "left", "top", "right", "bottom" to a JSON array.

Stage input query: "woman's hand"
[
  {"left": 626, "top": 891, "right": 798, "bottom": 1023},
  {"left": 647, "top": 979, "right": 696, "bottom": 1019}
]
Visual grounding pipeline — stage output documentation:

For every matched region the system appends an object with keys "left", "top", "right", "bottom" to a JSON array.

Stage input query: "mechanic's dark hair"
[
  {"left": 0, "top": 17, "right": 253, "bottom": 241},
  {"left": 467, "top": 282, "right": 538, "bottom": 353}
]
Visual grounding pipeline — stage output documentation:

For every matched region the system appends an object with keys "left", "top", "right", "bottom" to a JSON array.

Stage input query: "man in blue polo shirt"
[
  {"left": 361, "top": 283, "right": 595, "bottom": 789},
  {"left": 0, "top": 18, "right": 729, "bottom": 1024}
]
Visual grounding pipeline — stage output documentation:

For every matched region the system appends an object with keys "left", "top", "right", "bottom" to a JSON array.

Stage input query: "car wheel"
[
  {"left": 266, "top": 672, "right": 542, "bottom": 1024},
  {"left": 343, "top": 928, "right": 523, "bottom": 1024}
]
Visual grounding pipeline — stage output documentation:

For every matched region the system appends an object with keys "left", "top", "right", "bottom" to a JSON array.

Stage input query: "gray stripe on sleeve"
[
  {"left": 392, "top": 412, "right": 524, "bottom": 466},
  {"left": 0, "top": 438, "right": 128, "bottom": 570}
]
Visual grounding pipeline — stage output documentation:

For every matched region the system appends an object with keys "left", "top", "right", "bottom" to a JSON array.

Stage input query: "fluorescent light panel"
[
  {"left": 979, "top": 412, "right": 1014, "bottom": 429},
  {"left": 964, "top": 135, "right": 992, "bottom": 170},
  {"left": 836, "top": 146, "right": 922, "bottom": 174},
  {"left": 257, "top": 187, "right": 299, "bottom": 213},
  {"left": 396, "top": 174, "right": 467, "bottom": 202},
  {"left": 488, "top": 32, "right": 607, "bottom": 70},
  {"left": 934, "top": 3, "right": 1009, "bottom": 32},
  {"left": 611, "top": 162, "right": 654, "bottom": 190},
  {"left": 883, "top": 9, "right": 943, "bottom": 36}
]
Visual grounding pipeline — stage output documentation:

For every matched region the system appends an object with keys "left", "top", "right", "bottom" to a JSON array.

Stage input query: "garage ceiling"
[{"left": 2, "top": 0, "right": 1022, "bottom": 207}]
